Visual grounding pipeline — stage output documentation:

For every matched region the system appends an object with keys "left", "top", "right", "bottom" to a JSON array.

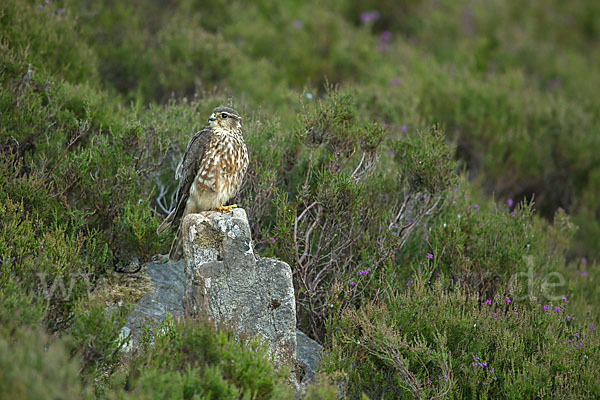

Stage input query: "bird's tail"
[
  {"left": 157, "top": 209, "right": 176, "bottom": 234},
  {"left": 168, "top": 227, "right": 184, "bottom": 261}
]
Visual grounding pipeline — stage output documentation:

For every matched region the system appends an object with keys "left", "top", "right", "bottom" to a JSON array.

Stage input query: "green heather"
[{"left": 1, "top": 0, "right": 599, "bottom": 398}]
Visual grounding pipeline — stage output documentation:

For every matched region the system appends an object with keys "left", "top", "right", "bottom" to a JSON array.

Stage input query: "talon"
[{"left": 217, "top": 204, "right": 237, "bottom": 214}]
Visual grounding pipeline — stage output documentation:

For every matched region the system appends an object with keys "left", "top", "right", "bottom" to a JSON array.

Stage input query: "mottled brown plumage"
[{"left": 157, "top": 107, "right": 248, "bottom": 260}]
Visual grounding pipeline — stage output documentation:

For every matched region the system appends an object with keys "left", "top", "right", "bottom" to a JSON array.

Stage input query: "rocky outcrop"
[
  {"left": 122, "top": 208, "right": 321, "bottom": 389},
  {"left": 181, "top": 208, "right": 296, "bottom": 370}
]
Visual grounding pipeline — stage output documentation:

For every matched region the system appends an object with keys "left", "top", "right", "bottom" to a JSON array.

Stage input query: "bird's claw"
[{"left": 217, "top": 204, "right": 237, "bottom": 214}]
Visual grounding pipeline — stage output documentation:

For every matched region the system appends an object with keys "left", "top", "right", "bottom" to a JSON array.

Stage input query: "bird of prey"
[{"left": 157, "top": 106, "right": 249, "bottom": 261}]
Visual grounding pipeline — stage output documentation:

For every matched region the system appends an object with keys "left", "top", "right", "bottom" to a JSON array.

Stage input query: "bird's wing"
[{"left": 168, "top": 127, "right": 212, "bottom": 230}]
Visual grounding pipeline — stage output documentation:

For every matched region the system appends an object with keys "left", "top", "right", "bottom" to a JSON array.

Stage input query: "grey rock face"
[
  {"left": 296, "top": 330, "right": 322, "bottom": 385},
  {"left": 181, "top": 208, "right": 297, "bottom": 369},
  {"left": 124, "top": 258, "right": 185, "bottom": 344}
]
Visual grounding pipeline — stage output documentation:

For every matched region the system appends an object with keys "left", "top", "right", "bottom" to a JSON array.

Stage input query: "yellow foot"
[{"left": 217, "top": 204, "right": 238, "bottom": 214}]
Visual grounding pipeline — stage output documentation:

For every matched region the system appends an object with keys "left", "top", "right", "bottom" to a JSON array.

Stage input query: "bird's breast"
[{"left": 192, "top": 131, "right": 248, "bottom": 205}]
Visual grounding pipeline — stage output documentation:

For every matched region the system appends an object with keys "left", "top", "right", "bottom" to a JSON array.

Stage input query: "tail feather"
[
  {"left": 157, "top": 210, "right": 176, "bottom": 234},
  {"left": 168, "top": 227, "right": 184, "bottom": 261}
]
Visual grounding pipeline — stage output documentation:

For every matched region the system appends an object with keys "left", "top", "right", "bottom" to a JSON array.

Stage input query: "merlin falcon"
[{"left": 157, "top": 106, "right": 249, "bottom": 261}]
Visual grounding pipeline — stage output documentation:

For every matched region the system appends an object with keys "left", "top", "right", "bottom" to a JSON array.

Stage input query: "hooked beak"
[{"left": 208, "top": 114, "right": 217, "bottom": 122}]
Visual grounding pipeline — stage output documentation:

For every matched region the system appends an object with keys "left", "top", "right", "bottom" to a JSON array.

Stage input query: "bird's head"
[{"left": 208, "top": 107, "right": 242, "bottom": 131}]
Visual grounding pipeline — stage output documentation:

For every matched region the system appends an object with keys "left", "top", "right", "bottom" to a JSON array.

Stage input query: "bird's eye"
[{"left": 221, "top": 113, "right": 228, "bottom": 119}]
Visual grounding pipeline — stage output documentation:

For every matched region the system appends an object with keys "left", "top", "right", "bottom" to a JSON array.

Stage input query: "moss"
[{"left": 92, "top": 266, "right": 153, "bottom": 306}]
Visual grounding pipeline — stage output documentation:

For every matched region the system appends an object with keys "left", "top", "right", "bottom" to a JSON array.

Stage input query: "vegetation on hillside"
[{"left": 1, "top": 0, "right": 599, "bottom": 398}]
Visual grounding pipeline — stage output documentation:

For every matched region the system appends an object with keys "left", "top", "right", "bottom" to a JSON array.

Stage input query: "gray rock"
[
  {"left": 181, "top": 208, "right": 297, "bottom": 370},
  {"left": 296, "top": 330, "right": 322, "bottom": 385},
  {"left": 124, "top": 257, "right": 185, "bottom": 344}
]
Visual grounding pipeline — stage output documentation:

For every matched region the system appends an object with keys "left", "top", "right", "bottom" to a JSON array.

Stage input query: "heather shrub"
[
  {"left": 123, "top": 316, "right": 293, "bottom": 399},
  {"left": 0, "top": 329, "right": 86, "bottom": 400},
  {"left": 323, "top": 276, "right": 600, "bottom": 399},
  {"left": 0, "top": 191, "right": 102, "bottom": 332},
  {"left": 321, "top": 182, "right": 599, "bottom": 398},
  {"left": 258, "top": 88, "right": 456, "bottom": 340},
  {"left": 396, "top": 0, "right": 600, "bottom": 259},
  {"left": 0, "top": 0, "right": 98, "bottom": 84},
  {"left": 395, "top": 183, "right": 576, "bottom": 301},
  {"left": 335, "top": 0, "right": 600, "bottom": 259}
]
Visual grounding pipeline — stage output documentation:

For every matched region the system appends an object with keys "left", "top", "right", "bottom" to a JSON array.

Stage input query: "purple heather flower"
[
  {"left": 360, "top": 10, "right": 380, "bottom": 24},
  {"left": 491, "top": 368, "right": 494, "bottom": 373},
  {"left": 547, "top": 78, "right": 563, "bottom": 90},
  {"left": 482, "top": 361, "right": 487, "bottom": 366},
  {"left": 590, "top": 323, "right": 594, "bottom": 330},
  {"left": 270, "top": 237, "right": 275, "bottom": 243},
  {"left": 581, "top": 271, "right": 588, "bottom": 278},
  {"left": 579, "top": 342, "right": 583, "bottom": 346},
  {"left": 473, "top": 204, "right": 480, "bottom": 211},
  {"left": 508, "top": 198, "right": 514, "bottom": 207},
  {"left": 511, "top": 211, "right": 516, "bottom": 217},
  {"left": 493, "top": 313, "right": 497, "bottom": 318},
  {"left": 543, "top": 305, "right": 550, "bottom": 311},
  {"left": 567, "top": 316, "right": 571, "bottom": 321},
  {"left": 422, "top": 236, "right": 427, "bottom": 242},
  {"left": 401, "top": 125, "right": 407, "bottom": 132},
  {"left": 57, "top": 7, "right": 66, "bottom": 14},
  {"left": 379, "top": 225, "right": 384, "bottom": 231},
  {"left": 389, "top": 77, "right": 402, "bottom": 86},
  {"left": 555, "top": 307, "right": 561, "bottom": 313},
  {"left": 514, "top": 312, "right": 519, "bottom": 316},
  {"left": 581, "top": 257, "right": 588, "bottom": 264},
  {"left": 563, "top": 297, "right": 568, "bottom": 303},
  {"left": 45, "top": 0, "right": 50, "bottom": 4},
  {"left": 506, "top": 297, "right": 511, "bottom": 304},
  {"left": 427, "top": 253, "right": 433, "bottom": 259},
  {"left": 292, "top": 19, "right": 303, "bottom": 29},
  {"left": 573, "top": 333, "right": 579, "bottom": 338},
  {"left": 379, "top": 31, "right": 392, "bottom": 41},
  {"left": 485, "top": 299, "right": 492, "bottom": 305},
  {"left": 493, "top": 376, "right": 497, "bottom": 381},
  {"left": 387, "top": 150, "right": 394, "bottom": 156},
  {"left": 349, "top": 281, "right": 355, "bottom": 287}
]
